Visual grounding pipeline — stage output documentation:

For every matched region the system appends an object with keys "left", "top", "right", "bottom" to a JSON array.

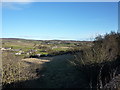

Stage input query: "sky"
[{"left": 2, "top": 2, "right": 118, "bottom": 40}]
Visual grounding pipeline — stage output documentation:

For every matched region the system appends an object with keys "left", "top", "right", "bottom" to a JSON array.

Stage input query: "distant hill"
[{"left": 1, "top": 38, "right": 92, "bottom": 43}]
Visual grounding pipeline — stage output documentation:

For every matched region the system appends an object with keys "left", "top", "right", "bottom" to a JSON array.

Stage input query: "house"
[
  {"left": 1, "top": 48, "right": 6, "bottom": 50},
  {"left": 36, "top": 54, "right": 41, "bottom": 57},
  {"left": 26, "top": 53, "right": 30, "bottom": 55},
  {"left": 15, "top": 50, "right": 24, "bottom": 55},
  {"left": 15, "top": 53, "right": 21, "bottom": 55},
  {"left": 26, "top": 52, "right": 32, "bottom": 55},
  {"left": 1, "top": 47, "right": 12, "bottom": 51}
]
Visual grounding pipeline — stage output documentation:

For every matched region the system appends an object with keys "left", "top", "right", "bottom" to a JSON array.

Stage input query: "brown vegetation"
[{"left": 73, "top": 32, "right": 120, "bottom": 89}]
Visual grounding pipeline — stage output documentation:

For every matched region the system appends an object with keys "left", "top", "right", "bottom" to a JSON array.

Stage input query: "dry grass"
[
  {"left": 72, "top": 32, "right": 120, "bottom": 89},
  {"left": 2, "top": 51, "right": 41, "bottom": 86},
  {"left": 22, "top": 58, "right": 51, "bottom": 64}
]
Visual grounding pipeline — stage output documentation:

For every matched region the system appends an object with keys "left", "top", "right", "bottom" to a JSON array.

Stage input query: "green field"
[{"left": 2, "top": 38, "right": 92, "bottom": 57}]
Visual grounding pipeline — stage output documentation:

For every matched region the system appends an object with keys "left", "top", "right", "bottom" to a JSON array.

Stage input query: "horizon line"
[{"left": 1, "top": 37, "right": 94, "bottom": 41}]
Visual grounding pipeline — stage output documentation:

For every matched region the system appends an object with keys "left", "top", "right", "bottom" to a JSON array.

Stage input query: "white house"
[{"left": 15, "top": 53, "right": 21, "bottom": 55}]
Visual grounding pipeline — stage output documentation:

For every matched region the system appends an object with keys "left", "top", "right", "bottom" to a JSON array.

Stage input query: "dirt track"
[
  {"left": 18, "top": 53, "right": 88, "bottom": 88},
  {"left": 3, "top": 53, "right": 89, "bottom": 88}
]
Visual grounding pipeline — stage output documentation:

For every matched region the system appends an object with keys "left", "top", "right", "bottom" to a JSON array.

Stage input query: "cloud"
[
  {"left": 2, "top": 3, "right": 21, "bottom": 10},
  {"left": 2, "top": 0, "right": 34, "bottom": 2},
  {"left": 2, "top": 2, "right": 32, "bottom": 10}
]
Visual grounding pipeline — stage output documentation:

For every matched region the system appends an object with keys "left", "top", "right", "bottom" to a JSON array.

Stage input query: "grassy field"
[{"left": 2, "top": 38, "right": 92, "bottom": 57}]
